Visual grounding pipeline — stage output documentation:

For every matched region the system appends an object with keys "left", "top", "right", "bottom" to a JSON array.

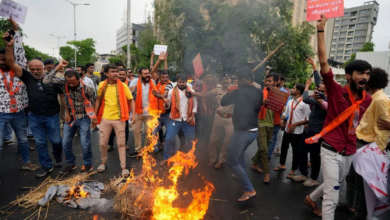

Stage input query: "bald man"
[{"left": 6, "top": 37, "right": 64, "bottom": 178}]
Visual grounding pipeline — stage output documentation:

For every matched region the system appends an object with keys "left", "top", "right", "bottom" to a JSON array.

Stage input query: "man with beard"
[
  {"left": 274, "top": 84, "right": 310, "bottom": 178},
  {"left": 188, "top": 73, "right": 234, "bottom": 170},
  {"left": 252, "top": 73, "right": 281, "bottom": 183},
  {"left": 86, "top": 63, "right": 99, "bottom": 89},
  {"left": 106, "top": 68, "right": 131, "bottom": 152},
  {"left": 44, "top": 60, "right": 96, "bottom": 175},
  {"left": 0, "top": 18, "right": 39, "bottom": 177},
  {"left": 338, "top": 67, "right": 390, "bottom": 219},
  {"left": 43, "top": 59, "right": 54, "bottom": 74},
  {"left": 160, "top": 73, "right": 197, "bottom": 165},
  {"left": 304, "top": 14, "right": 372, "bottom": 219},
  {"left": 127, "top": 53, "right": 164, "bottom": 158},
  {"left": 151, "top": 70, "right": 173, "bottom": 156},
  {"left": 76, "top": 66, "right": 95, "bottom": 92},
  {"left": 221, "top": 67, "right": 263, "bottom": 202},
  {"left": 292, "top": 59, "right": 327, "bottom": 187},
  {"left": 94, "top": 64, "right": 135, "bottom": 178},
  {"left": 5, "top": 36, "right": 63, "bottom": 178}
]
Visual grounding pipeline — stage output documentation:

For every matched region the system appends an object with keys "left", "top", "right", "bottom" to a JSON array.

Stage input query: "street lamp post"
[
  {"left": 65, "top": 0, "right": 89, "bottom": 68},
  {"left": 48, "top": 46, "right": 56, "bottom": 57},
  {"left": 50, "top": 34, "right": 65, "bottom": 58}
]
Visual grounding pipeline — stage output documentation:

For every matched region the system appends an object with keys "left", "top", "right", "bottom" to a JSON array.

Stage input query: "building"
[
  {"left": 93, "top": 52, "right": 117, "bottom": 72},
  {"left": 328, "top": 1, "right": 379, "bottom": 63},
  {"left": 116, "top": 23, "right": 147, "bottom": 52}
]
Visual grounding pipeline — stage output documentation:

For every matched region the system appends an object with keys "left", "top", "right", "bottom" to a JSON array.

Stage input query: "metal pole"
[
  {"left": 127, "top": 0, "right": 131, "bottom": 69},
  {"left": 74, "top": 4, "right": 77, "bottom": 68}
]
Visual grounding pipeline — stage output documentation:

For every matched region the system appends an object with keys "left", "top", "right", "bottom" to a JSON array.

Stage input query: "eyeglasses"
[{"left": 37, "top": 81, "right": 43, "bottom": 91}]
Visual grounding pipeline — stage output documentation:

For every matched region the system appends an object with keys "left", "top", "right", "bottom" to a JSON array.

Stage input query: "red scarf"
[
  {"left": 171, "top": 86, "right": 194, "bottom": 125},
  {"left": 156, "top": 81, "right": 171, "bottom": 114},
  {"left": 258, "top": 88, "right": 281, "bottom": 125},
  {"left": 306, "top": 86, "right": 366, "bottom": 144},
  {"left": 65, "top": 80, "right": 96, "bottom": 127},
  {"left": 287, "top": 97, "right": 302, "bottom": 133},
  {"left": 0, "top": 69, "right": 24, "bottom": 113},
  {"left": 96, "top": 80, "right": 130, "bottom": 124},
  {"left": 135, "top": 79, "right": 158, "bottom": 114}
]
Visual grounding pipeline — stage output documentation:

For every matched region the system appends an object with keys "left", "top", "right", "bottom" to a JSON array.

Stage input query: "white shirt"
[
  {"left": 130, "top": 78, "right": 156, "bottom": 116},
  {"left": 166, "top": 88, "right": 197, "bottom": 122},
  {"left": 282, "top": 97, "right": 311, "bottom": 134},
  {"left": 81, "top": 76, "right": 95, "bottom": 92},
  {"left": 171, "top": 82, "right": 193, "bottom": 90}
]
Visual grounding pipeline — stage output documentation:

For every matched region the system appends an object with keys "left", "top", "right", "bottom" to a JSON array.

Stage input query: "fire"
[
  {"left": 120, "top": 107, "right": 214, "bottom": 219},
  {"left": 66, "top": 184, "right": 89, "bottom": 200}
]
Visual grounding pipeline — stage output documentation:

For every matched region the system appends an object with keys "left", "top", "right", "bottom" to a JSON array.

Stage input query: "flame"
[
  {"left": 120, "top": 106, "right": 214, "bottom": 219},
  {"left": 93, "top": 215, "right": 98, "bottom": 220},
  {"left": 66, "top": 184, "right": 89, "bottom": 200}
]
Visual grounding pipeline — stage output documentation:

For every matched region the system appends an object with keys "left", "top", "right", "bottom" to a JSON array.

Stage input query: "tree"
[
  {"left": 60, "top": 38, "right": 96, "bottom": 66},
  {"left": 344, "top": 42, "right": 375, "bottom": 66},
  {"left": 154, "top": 0, "right": 315, "bottom": 82}
]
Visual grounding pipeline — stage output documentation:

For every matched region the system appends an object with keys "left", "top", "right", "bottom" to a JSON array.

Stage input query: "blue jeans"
[
  {"left": 63, "top": 116, "right": 92, "bottom": 166},
  {"left": 267, "top": 125, "right": 280, "bottom": 160},
  {"left": 28, "top": 112, "right": 62, "bottom": 168},
  {"left": 164, "top": 119, "right": 195, "bottom": 160},
  {"left": 226, "top": 130, "right": 257, "bottom": 192},
  {"left": 0, "top": 110, "right": 30, "bottom": 163},
  {"left": 4, "top": 123, "right": 12, "bottom": 140},
  {"left": 153, "top": 113, "right": 170, "bottom": 152}
]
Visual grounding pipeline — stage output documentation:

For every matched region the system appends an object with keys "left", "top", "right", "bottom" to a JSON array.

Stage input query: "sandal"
[
  {"left": 263, "top": 174, "right": 270, "bottom": 184},
  {"left": 237, "top": 192, "right": 257, "bottom": 202},
  {"left": 232, "top": 174, "right": 237, "bottom": 180},
  {"left": 122, "top": 169, "right": 130, "bottom": 178},
  {"left": 160, "top": 160, "right": 168, "bottom": 166},
  {"left": 22, "top": 163, "right": 39, "bottom": 171},
  {"left": 125, "top": 145, "right": 130, "bottom": 151},
  {"left": 97, "top": 164, "right": 107, "bottom": 173},
  {"left": 251, "top": 165, "right": 264, "bottom": 173},
  {"left": 274, "top": 166, "right": 286, "bottom": 171},
  {"left": 304, "top": 196, "right": 322, "bottom": 217},
  {"left": 286, "top": 173, "right": 295, "bottom": 179}
]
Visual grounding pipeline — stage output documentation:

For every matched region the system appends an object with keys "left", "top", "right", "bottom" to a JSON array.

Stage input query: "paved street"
[{"left": 0, "top": 128, "right": 389, "bottom": 220}]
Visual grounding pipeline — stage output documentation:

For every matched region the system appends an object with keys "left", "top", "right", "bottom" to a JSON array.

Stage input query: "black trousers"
[
  {"left": 279, "top": 131, "right": 302, "bottom": 170},
  {"left": 108, "top": 120, "right": 129, "bottom": 146},
  {"left": 298, "top": 129, "right": 321, "bottom": 180},
  {"left": 195, "top": 114, "right": 214, "bottom": 145}
]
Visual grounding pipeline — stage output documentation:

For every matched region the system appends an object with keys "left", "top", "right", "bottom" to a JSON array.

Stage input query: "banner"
[
  {"left": 306, "top": 0, "right": 344, "bottom": 22},
  {"left": 192, "top": 53, "right": 204, "bottom": 78},
  {"left": 0, "top": 0, "right": 28, "bottom": 24},
  {"left": 265, "top": 87, "right": 290, "bottom": 113}
]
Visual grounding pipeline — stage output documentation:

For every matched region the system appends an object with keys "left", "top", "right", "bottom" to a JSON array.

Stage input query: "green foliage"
[
  {"left": 344, "top": 42, "right": 375, "bottom": 66},
  {"left": 154, "top": 0, "right": 315, "bottom": 81},
  {"left": 60, "top": 38, "right": 96, "bottom": 66}
]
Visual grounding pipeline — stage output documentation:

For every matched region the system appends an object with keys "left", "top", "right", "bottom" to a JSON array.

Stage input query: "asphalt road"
[{"left": 0, "top": 126, "right": 389, "bottom": 220}]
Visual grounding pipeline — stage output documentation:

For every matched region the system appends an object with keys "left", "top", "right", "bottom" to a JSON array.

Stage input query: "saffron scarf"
[
  {"left": 0, "top": 69, "right": 23, "bottom": 113},
  {"left": 135, "top": 78, "right": 158, "bottom": 114},
  {"left": 171, "top": 86, "right": 194, "bottom": 125},
  {"left": 306, "top": 86, "right": 366, "bottom": 144},
  {"left": 96, "top": 79, "right": 129, "bottom": 124},
  {"left": 65, "top": 80, "right": 96, "bottom": 127},
  {"left": 156, "top": 81, "right": 171, "bottom": 114}
]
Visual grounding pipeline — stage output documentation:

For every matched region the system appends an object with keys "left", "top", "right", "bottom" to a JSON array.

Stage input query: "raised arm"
[
  {"left": 149, "top": 51, "right": 155, "bottom": 69},
  {"left": 43, "top": 60, "right": 68, "bottom": 85},
  {"left": 4, "top": 34, "right": 23, "bottom": 78},
  {"left": 8, "top": 16, "right": 27, "bottom": 70},
  {"left": 150, "top": 52, "right": 167, "bottom": 82},
  {"left": 317, "top": 14, "right": 330, "bottom": 74}
]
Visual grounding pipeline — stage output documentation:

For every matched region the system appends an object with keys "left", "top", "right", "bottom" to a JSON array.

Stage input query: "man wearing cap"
[
  {"left": 189, "top": 73, "right": 234, "bottom": 170},
  {"left": 86, "top": 63, "right": 99, "bottom": 89},
  {"left": 44, "top": 59, "right": 55, "bottom": 74}
]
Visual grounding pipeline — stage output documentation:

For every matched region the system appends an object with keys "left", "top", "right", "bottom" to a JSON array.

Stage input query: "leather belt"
[
  {"left": 322, "top": 141, "right": 349, "bottom": 156},
  {"left": 217, "top": 111, "right": 233, "bottom": 119}
]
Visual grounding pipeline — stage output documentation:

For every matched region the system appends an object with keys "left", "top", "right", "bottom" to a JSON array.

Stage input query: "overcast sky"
[{"left": 11, "top": 0, "right": 390, "bottom": 58}]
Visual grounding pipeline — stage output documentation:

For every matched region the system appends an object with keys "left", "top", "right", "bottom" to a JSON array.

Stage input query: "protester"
[
  {"left": 190, "top": 73, "right": 234, "bottom": 170},
  {"left": 0, "top": 18, "right": 39, "bottom": 175},
  {"left": 252, "top": 73, "right": 280, "bottom": 183},
  {"left": 292, "top": 58, "right": 327, "bottom": 187},
  {"left": 274, "top": 84, "right": 310, "bottom": 179},
  {"left": 44, "top": 60, "right": 97, "bottom": 175},
  {"left": 305, "top": 14, "right": 372, "bottom": 218},
  {"left": 221, "top": 67, "right": 263, "bottom": 202},
  {"left": 94, "top": 64, "right": 135, "bottom": 178},
  {"left": 340, "top": 67, "right": 390, "bottom": 219},
  {"left": 273, "top": 74, "right": 289, "bottom": 156},
  {"left": 161, "top": 73, "right": 197, "bottom": 165},
  {"left": 76, "top": 66, "right": 95, "bottom": 91},
  {"left": 86, "top": 63, "right": 100, "bottom": 88},
  {"left": 5, "top": 34, "right": 64, "bottom": 178}
]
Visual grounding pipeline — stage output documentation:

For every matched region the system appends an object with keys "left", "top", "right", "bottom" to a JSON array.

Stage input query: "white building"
[{"left": 116, "top": 23, "right": 147, "bottom": 52}]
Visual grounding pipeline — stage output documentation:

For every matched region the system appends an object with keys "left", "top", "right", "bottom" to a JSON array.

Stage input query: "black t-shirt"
[{"left": 20, "top": 69, "right": 63, "bottom": 116}]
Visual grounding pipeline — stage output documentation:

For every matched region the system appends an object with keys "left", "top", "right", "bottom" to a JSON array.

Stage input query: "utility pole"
[
  {"left": 50, "top": 34, "right": 65, "bottom": 58},
  {"left": 127, "top": 0, "right": 131, "bottom": 69},
  {"left": 48, "top": 47, "right": 56, "bottom": 57}
]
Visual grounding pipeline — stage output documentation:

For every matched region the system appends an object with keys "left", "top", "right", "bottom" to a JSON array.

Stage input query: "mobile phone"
[
  {"left": 318, "top": 92, "right": 325, "bottom": 99},
  {"left": 5, "top": 29, "right": 15, "bottom": 42},
  {"left": 310, "top": 74, "right": 314, "bottom": 78}
]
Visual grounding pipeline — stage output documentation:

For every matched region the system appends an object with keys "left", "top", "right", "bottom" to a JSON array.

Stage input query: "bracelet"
[{"left": 317, "top": 30, "right": 324, "bottom": 33}]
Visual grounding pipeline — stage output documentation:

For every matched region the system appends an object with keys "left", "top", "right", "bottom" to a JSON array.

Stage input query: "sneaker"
[
  {"left": 60, "top": 165, "right": 77, "bottom": 174},
  {"left": 3, "top": 139, "right": 13, "bottom": 145},
  {"left": 22, "top": 163, "right": 40, "bottom": 171},
  {"left": 127, "top": 151, "right": 143, "bottom": 158},
  {"left": 80, "top": 165, "right": 93, "bottom": 173},
  {"left": 303, "top": 178, "right": 319, "bottom": 187},
  {"left": 36, "top": 166, "right": 53, "bottom": 178},
  {"left": 292, "top": 175, "right": 308, "bottom": 182},
  {"left": 107, "top": 145, "right": 114, "bottom": 152},
  {"left": 27, "top": 135, "right": 35, "bottom": 140},
  {"left": 54, "top": 157, "right": 63, "bottom": 167}
]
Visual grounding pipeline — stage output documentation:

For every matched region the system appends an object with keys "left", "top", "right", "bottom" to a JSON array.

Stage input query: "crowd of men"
[{"left": 0, "top": 15, "right": 390, "bottom": 220}]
